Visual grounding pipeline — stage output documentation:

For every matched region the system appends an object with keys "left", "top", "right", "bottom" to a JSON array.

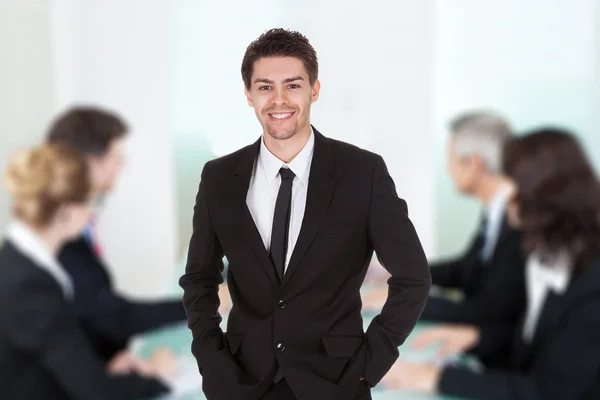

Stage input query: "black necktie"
[
  {"left": 270, "top": 167, "right": 295, "bottom": 281},
  {"left": 478, "top": 214, "right": 489, "bottom": 260}
]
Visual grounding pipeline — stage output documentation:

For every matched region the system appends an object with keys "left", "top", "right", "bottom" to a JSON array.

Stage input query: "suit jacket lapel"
[
  {"left": 514, "top": 259, "right": 600, "bottom": 367},
  {"left": 518, "top": 268, "right": 584, "bottom": 365},
  {"left": 517, "top": 291, "right": 563, "bottom": 365},
  {"left": 231, "top": 139, "right": 280, "bottom": 286},
  {"left": 282, "top": 128, "right": 337, "bottom": 287}
]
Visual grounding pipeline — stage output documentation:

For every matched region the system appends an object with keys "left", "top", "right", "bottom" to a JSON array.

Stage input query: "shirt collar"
[
  {"left": 258, "top": 127, "right": 315, "bottom": 187},
  {"left": 528, "top": 250, "right": 571, "bottom": 294},
  {"left": 485, "top": 184, "right": 512, "bottom": 219},
  {"left": 5, "top": 220, "right": 73, "bottom": 298}
]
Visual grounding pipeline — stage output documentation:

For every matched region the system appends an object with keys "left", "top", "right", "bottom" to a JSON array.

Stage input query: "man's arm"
[
  {"left": 77, "top": 292, "right": 187, "bottom": 344},
  {"left": 119, "top": 298, "right": 187, "bottom": 334},
  {"left": 429, "top": 258, "right": 464, "bottom": 288},
  {"left": 421, "top": 229, "right": 526, "bottom": 324},
  {"left": 466, "top": 321, "right": 515, "bottom": 364},
  {"left": 60, "top": 245, "right": 188, "bottom": 342},
  {"left": 429, "top": 222, "right": 488, "bottom": 289},
  {"left": 3, "top": 279, "right": 169, "bottom": 400},
  {"left": 178, "top": 163, "right": 226, "bottom": 371},
  {"left": 363, "top": 155, "right": 431, "bottom": 386},
  {"left": 418, "top": 296, "right": 464, "bottom": 322}
]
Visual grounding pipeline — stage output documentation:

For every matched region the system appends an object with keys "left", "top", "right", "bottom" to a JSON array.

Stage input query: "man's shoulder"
[
  {"left": 327, "top": 136, "right": 382, "bottom": 168},
  {"left": 499, "top": 217, "right": 524, "bottom": 243},
  {"left": 201, "top": 133, "right": 385, "bottom": 175},
  {"left": 59, "top": 237, "right": 92, "bottom": 259},
  {"left": 203, "top": 142, "right": 255, "bottom": 175},
  {"left": 59, "top": 237, "right": 106, "bottom": 275}
]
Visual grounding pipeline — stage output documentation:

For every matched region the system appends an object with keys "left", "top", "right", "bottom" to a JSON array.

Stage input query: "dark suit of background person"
[
  {"left": 421, "top": 211, "right": 526, "bottom": 324},
  {"left": 59, "top": 236, "right": 187, "bottom": 361},
  {"left": 179, "top": 128, "right": 431, "bottom": 400},
  {"left": 424, "top": 128, "right": 600, "bottom": 399},
  {"left": 46, "top": 106, "right": 188, "bottom": 363},
  {"left": 421, "top": 111, "right": 525, "bottom": 325},
  {"left": 0, "top": 237, "right": 169, "bottom": 400},
  {"left": 438, "top": 255, "right": 600, "bottom": 400}
]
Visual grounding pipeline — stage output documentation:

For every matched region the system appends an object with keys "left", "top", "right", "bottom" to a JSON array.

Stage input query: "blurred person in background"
[
  {"left": 46, "top": 107, "right": 187, "bottom": 362},
  {"left": 0, "top": 143, "right": 175, "bottom": 399},
  {"left": 384, "top": 128, "right": 600, "bottom": 399},
  {"left": 419, "top": 111, "right": 525, "bottom": 324}
]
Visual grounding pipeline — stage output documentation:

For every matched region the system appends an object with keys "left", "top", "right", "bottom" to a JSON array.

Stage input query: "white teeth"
[{"left": 271, "top": 113, "right": 292, "bottom": 119}]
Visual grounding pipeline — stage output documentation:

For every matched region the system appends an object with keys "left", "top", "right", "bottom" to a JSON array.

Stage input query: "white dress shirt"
[
  {"left": 5, "top": 220, "right": 73, "bottom": 298},
  {"left": 246, "top": 130, "right": 315, "bottom": 273},
  {"left": 522, "top": 251, "right": 571, "bottom": 341},
  {"left": 481, "top": 184, "right": 512, "bottom": 261}
]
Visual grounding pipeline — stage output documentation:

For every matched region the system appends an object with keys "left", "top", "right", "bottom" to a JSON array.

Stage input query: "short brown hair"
[
  {"left": 503, "top": 127, "right": 600, "bottom": 271},
  {"left": 241, "top": 28, "right": 318, "bottom": 90},
  {"left": 4, "top": 143, "right": 91, "bottom": 227},
  {"left": 47, "top": 107, "right": 128, "bottom": 156}
]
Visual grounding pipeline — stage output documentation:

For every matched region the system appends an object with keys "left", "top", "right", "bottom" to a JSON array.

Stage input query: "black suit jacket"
[
  {"left": 439, "top": 256, "right": 600, "bottom": 399},
  {"left": 421, "top": 216, "right": 526, "bottom": 324},
  {"left": 0, "top": 240, "right": 169, "bottom": 400},
  {"left": 58, "top": 237, "right": 187, "bottom": 361},
  {"left": 179, "top": 128, "right": 431, "bottom": 400}
]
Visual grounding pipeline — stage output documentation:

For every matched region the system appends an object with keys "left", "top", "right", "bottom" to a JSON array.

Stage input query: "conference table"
[
  {"left": 136, "top": 262, "right": 460, "bottom": 399},
  {"left": 138, "top": 319, "right": 459, "bottom": 400}
]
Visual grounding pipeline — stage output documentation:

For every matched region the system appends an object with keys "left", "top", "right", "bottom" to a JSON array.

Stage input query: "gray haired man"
[{"left": 420, "top": 111, "right": 526, "bottom": 324}]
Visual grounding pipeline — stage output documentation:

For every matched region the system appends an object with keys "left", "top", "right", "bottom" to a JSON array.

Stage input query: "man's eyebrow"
[{"left": 253, "top": 76, "right": 304, "bottom": 84}]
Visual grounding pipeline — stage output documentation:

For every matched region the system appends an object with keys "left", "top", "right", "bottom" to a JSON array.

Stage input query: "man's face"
[
  {"left": 447, "top": 138, "right": 479, "bottom": 194},
  {"left": 244, "top": 56, "right": 320, "bottom": 141},
  {"left": 87, "top": 138, "right": 126, "bottom": 195}
]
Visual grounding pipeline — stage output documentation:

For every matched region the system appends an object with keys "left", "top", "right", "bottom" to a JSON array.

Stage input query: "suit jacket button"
[
  {"left": 277, "top": 299, "right": 286, "bottom": 308},
  {"left": 276, "top": 342, "right": 286, "bottom": 352}
]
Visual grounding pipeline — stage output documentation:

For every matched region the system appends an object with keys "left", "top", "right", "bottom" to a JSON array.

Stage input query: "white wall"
[
  {"left": 434, "top": 0, "right": 600, "bottom": 257},
  {"left": 52, "top": 0, "right": 177, "bottom": 297},
  {"left": 0, "top": 0, "right": 57, "bottom": 235},
  {"left": 173, "top": 0, "right": 437, "bottom": 256},
  {"left": 7, "top": 0, "right": 597, "bottom": 292}
]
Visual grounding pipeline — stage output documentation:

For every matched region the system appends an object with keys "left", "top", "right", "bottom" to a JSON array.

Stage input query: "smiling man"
[{"left": 179, "top": 28, "right": 431, "bottom": 400}]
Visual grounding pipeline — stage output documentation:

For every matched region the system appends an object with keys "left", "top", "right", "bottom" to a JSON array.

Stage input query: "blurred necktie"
[
  {"left": 479, "top": 214, "right": 491, "bottom": 261},
  {"left": 87, "top": 216, "right": 104, "bottom": 258}
]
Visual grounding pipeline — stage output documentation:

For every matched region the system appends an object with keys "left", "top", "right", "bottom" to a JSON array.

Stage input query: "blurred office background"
[{"left": 1, "top": 0, "right": 598, "bottom": 297}]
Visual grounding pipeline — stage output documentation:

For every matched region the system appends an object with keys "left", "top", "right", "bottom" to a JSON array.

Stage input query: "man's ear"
[
  {"left": 244, "top": 87, "right": 254, "bottom": 107},
  {"left": 311, "top": 80, "right": 321, "bottom": 103}
]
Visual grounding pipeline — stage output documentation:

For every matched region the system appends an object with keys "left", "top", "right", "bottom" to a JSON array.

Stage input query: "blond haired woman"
[{"left": 0, "top": 143, "right": 173, "bottom": 399}]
